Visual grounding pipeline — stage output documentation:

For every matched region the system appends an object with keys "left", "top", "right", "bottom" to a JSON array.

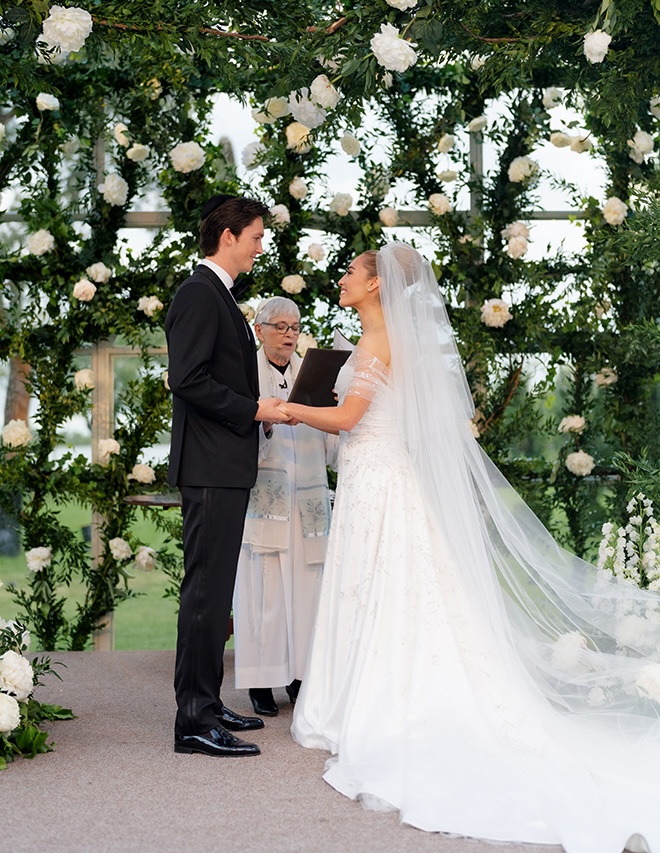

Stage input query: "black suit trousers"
[{"left": 174, "top": 485, "right": 250, "bottom": 735}]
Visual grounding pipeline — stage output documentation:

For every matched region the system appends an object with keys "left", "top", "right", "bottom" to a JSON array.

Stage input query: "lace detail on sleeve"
[{"left": 343, "top": 347, "right": 389, "bottom": 402}]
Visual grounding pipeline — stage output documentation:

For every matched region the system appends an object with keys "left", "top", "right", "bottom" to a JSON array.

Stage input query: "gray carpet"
[{"left": 4, "top": 650, "right": 564, "bottom": 853}]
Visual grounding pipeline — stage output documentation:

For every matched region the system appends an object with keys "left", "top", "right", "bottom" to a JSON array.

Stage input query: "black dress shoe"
[
  {"left": 285, "top": 679, "right": 301, "bottom": 705},
  {"left": 217, "top": 704, "right": 265, "bottom": 731},
  {"left": 174, "top": 726, "right": 260, "bottom": 757},
  {"left": 249, "top": 688, "right": 279, "bottom": 717}
]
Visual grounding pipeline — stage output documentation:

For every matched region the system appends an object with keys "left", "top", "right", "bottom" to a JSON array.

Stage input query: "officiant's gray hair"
[{"left": 254, "top": 296, "right": 300, "bottom": 325}]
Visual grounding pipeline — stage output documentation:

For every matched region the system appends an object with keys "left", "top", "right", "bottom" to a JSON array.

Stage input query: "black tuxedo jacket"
[{"left": 165, "top": 264, "right": 259, "bottom": 488}]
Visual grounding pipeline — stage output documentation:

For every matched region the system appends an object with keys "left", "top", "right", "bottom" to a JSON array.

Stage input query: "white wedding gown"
[{"left": 292, "top": 347, "right": 658, "bottom": 853}]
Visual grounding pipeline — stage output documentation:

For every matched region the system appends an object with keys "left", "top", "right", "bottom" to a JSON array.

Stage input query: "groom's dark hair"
[{"left": 200, "top": 195, "right": 270, "bottom": 256}]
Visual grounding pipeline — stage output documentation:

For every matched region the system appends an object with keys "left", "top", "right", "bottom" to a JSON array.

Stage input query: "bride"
[{"left": 278, "top": 242, "right": 660, "bottom": 853}]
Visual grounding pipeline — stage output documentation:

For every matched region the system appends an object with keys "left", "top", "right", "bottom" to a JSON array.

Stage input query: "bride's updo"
[{"left": 360, "top": 250, "right": 378, "bottom": 278}]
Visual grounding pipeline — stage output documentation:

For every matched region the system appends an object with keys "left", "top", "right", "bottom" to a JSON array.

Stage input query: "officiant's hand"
[{"left": 256, "top": 397, "right": 293, "bottom": 424}]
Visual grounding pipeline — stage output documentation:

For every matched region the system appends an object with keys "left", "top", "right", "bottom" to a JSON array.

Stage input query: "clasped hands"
[{"left": 256, "top": 397, "right": 299, "bottom": 426}]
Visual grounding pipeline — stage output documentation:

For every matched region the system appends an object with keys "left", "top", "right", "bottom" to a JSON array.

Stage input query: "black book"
[{"left": 288, "top": 349, "right": 351, "bottom": 407}]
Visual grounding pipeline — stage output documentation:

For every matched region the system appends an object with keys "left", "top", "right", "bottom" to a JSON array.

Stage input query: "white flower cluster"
[
  {"left": 86, "top": 262, "right": 112, "bottom": 283},
  {"left": 242, "top": 141, "right": 266, "bottom": 169},
  {"left": 101, "top": 174, "right": 129, "bottom": 207},
  {"left": 307, "top": 243, "right": 325, "bottom": 262},
  {"left": 281, "top": 274, "right": 306, "bottom": 294},
  {"left": 74, "top": 367, "right": 95, "bottom": 390},
  {"left": 627, "top": 130, "right": 654, "bottom": 164},
  {"left": 135, "top": 546, "right": 157, "bottom": 572},
  {"left": 437, "top": 133, "right": 455, "bottom": 153},
  {"left": 558, "top": 414, "right": 586, "bottom": 434},
  {"left": 565, "top": 449, "right": 595, "bottom": 477},
  {"left": 428, "top": 193, "right": 452, "bottom": 217},
  {"left": 379, "top": 207, "right": 399, "bottom": 227},
  {"left": 480, "top": 298, "right": 512, "bottom": 328},
  {"left": 72, "top": 278, "right": 96, "bottom": 302},
  {"left": 286, "top": 123, "right": 312, "bottom": 153},
  {"left": 370, "top": 23, "right": 418, "bottom": 73},
  {"left": 329, "top": 192, "right": 353, "bottom": 217},
  {"left": 636, "top": 664, "right": 660, "bottom": 703},
  {"left": 169, "top": 141, "right": 205, "bottom": 173},
  {"left": 109, "top": 537, "right": 132, "bottom": 561},
  {"left": 583, "top": 30, "right": 611, "bottom": 64},
  {"left": 26, "top": 229, "right": 55, "bottom": 256},
  {"left": 0, "top": 617, "right": 35, "bottom": 734},
  {"left": 138, "top": 295, "right": 164, "bottom": 317},
  {"left": 501, "top": 221, "right": 529, "bottom": 259},
  {"left": 98, "top": 438, "right": 120, "bottom": 466},
  {"left": 128, "top": 463, "right": 155, "bottom": 484},
  {"left": 542, "top": 87, "right": 563, "bottom": 110},
  {"left": 340, "top": 132, "right": 361, "bottom": 157},
  {"left": 598, "top": 493, "right": 660, "bottom": 590},
  {"left": 270, "top": 204, "right": 291, "bottom": 228},
  {"left": 239, "top": 303, "right": 255, "bottom": 322},
  {"left": 2, "top": 418, "right": 32, "bottom": 448},
  {"left": 467, "top": 116, "right": 487, "bottom": 133},
  {"left": 25, "top": 546, "right": 52, "bottom": 573},
  {"left": 296, "top": 333, "right": 318, "bottom": 357},
  {"left": 507, "top": 155, "right": 538, "bottom": 184},
  {"left": 40, "top": 5, "right": 92, "bottom": 54},
  {"left": 602, "top": 197, "right": 628, "bottom": 226},
  {"left": 288, "top": 177, "right": 308, "bottom": 200},
  {"left": 36, "top": 93, "right": 60, "bottom": 111}
]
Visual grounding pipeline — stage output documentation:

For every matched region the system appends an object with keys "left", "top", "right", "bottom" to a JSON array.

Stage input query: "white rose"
[
  {"left": 127, "top": 143, "right": 150, "bottom": 163},
  {"left": 627, "top": 130, "right": 654, "bottom": 164},
  {"left": 241, "top": 141, "right": 265, "bottom": 169},
  {"left": 0, "top": 692, "right": 21, "bottom": 734},
  {"left": 428, "top": 193, "right": 452, "bottom": 216},
  {"left": 281, "top": 274, "right": 306, "bottom": 294},
  {"left": 289, "top": 177, "right": 308, "bottom": 200},
  {"left": 102, "top": 174, "right": 128, "bottom": 206},
  {"left": 587, "top": 686, "right": 606, "bottom": 707},
  {"left": 583, "top": 30, "right": 612, "bottom": 64},
  {"left": 0, "top": 650, "right": 34, "bottom": 701},
  {"left": 507, "top": 155, "right": 538, "bottom": 183},
  {"left": 636, "top": 664, "right": 660, "bottom": 702},
  {"left": 137, "top": 295, "right": 164, "bottom": 317},
  {"left": 437, "top": 169, "right": 457, "bottom": 182},
  {"left": 109, "top": 537, "right": 132, "bottom": 561},
  {"left": 307, "top": 243, "right": 325, "bottom": 262},
  {"left": 264, "top": 96, "right": 289, "bottom": 119},
  {"left": 286, "top": 122, "right": 312, "bottom": 153},
  {"left": 74, "top": 368, "right": 95, "bottom": 390},
  {"left": 385, "top": 0, "right": 417, "bottom": 7},
  {"left": 595, "top": 367, "right": 618, "bottom": 387},
  {"left": 340, "top": 131, "right": 361, "bottom": 157},
  {"left": 565, "top": 450, "right": 595, "bottom": 477},
  {"left": 270, "top": 204, "right": 291, "bottom": 228},
  {"left": 379, "top": 207, "right": 399, "bottom": 227},
  {"left": 26, "top": 229, "right": 55, "bottom": 256},
  {"left": 602, "top": 196, "right": 628, "bottom": 226},
  {"left": 569, "top": 134, "right": 594, "bottom": 154},
  {"left": 437, "top": 133, "right": 455, "bottom": 153},
  {"left": 113, "top": 122, "right": 130, "bottom": 147},
  {"left": 2, "top": 419, "right": 32, "bottom": 448},
  {"left": 542, "top": 87, "right": 563, "bottom": 110},
  {"left": 128, "top": 463, "right": 156, "bottom": 484},
  {"left": 467, "top": 115, "right": 487, "bottom": 133},
  {"left": 480, "top": 298, "right": 512, "bottom": 327},
  {"left": 550, "top": 132, "right": 572, "bottom": 148},
  {"left": 559, "top": 415, "right": 586, "bottom": 434},
  {"left": 329, "top": 192, "right": 353, "bottom": 216},
  {"left": 506, "top": 236, "right": 528, "bottom": 259},
  {"left": 135, "top": 546, "right": 157, "bottom": 572},
  {"left": 296, "top": 333, "right": 318, "bottom": 357},
  {"left": 650, "top": 96, "right": 660, "bottom": 119},
  {"left": 239, "top": 303, "right": 255, "bottom": 322},
  {"left": 370, "top": 23, "right": 418, "bottom": 73},
  {"left": 98, "top": 438, "right": 120, "bottom": 465},
  {"left": 288, "top": 89, "right": 327, "bottom": 129},
  {"left": 169, "top": 141, "right": 205, "bottom": 173},
  {"left": 36, "top": 92, "right": 60, "bottom": 111},
  {"left": 42, "top": 5, "right": 92, "bottom": 53},
  {"left": 85, "top": 262, "right": 112, "bottom": 283},
  {"left": 73, "top": 278, "right": 96, "bottom": 301},
  {"left": 309, "top": 74, "right": 341, "bottom": 110},
  {"left": 501, "top": 221, "right": 530, "bottom": 240},
  {"left": 25, "top": 546, "right": 52, "bottom": 573}
]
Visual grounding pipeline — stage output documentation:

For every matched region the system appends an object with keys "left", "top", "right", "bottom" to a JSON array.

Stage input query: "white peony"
[
  {"left": 0, "top": 650, "right": 34, "bottom": 702},
  {"left": 127, "top": 143, "right": 150, "bottom": 163},
  {"left": 437, "top": 133, "right": 455, "bottom": 153},
  {"left": 602, "top": 196, "right": 628, "bottom": 226},
  {"left": 137, "top": 295, "right": 164, "bottom": 317},
  {"left": 550, "top": 132, "right": 572, "bottom": 148},
  {"left": 565, "top": 450, "right": 595, "bottom": 476},
  {"left": 286, "top": 122, "right": 312, "bottom": 153},
  {"left": 101, "top": 174, "right": 129, "bottom": 206},
  {"left": 627, "top": 130, "right": 654, "bottom": 164},
  {"left": 309, "top": 74, "right": 341, "bottom": 109},
  {"left": 98, "top": 438, "right": 120, "bottom": 465},
  {"left": 26, "top": 229, "right": 55, "bottom": 256},
  {"left": 379, "top": 207, "right": 399, "bottom": 227},
  {"left": 559, "top": 414, "right": 586, "bottom": 434},
  {"left": 636, "top": 664, "right": 660, "bottom": 702},
  {"left": 595, "top": 367, "right": 618, "bottom": 387},
  {"left": 480, "top": 298, "right": 512, "bottom": 328},
  {"left": 0, "top": 692, "right": 20, "bottom": 735},
  {"left": 74, "top": 368, "right": 94, "bottom": 390},
  {"left": 307, "top": 243, "right": 325, "bottom": 262},
  {"left": 340, "top": 131, "right": 361, "bottom": 157},
  {"left": 25, "top": 546, "right": 52, "bottom": 573},
  {"left": 72, "top": 278, "right": 96, "bottom": 301},
  {"left": 551, "top": 631, "right": 589, "bottom": 673},
  {"left": 385, "top": 0, "right": 418, "bottom": 7},
  {"left": 501, "top": 221, "right": 529, "bottom": 240},
  {"left": 296, "top": 333, "right": 318, "bottom": 357},
  {"left": 281, "top": 274, "right": 306, "bottom": 294},
  {"left": 506, "top": 236, "right": 528, "bottom": 259},
  {"left": 437, "top": 169, "right": 458, "bottom": 182},
  {"left": 264, "top": 96, "right": 289, "bottom": 119},
  {"left": 542, "top": 87, "right": 563, "bottom": 109},
  {"left": 288, "top": 177, "right": 308, "bottom": 200},
  {"left": 36, "top": 92, "right": 60, "bottom": 111},
  {"left": 570, "top": 134, "right": 594, "bottom": 154},
  {"left": 507, "top": 155, "right": 538, "bottom": 183},
  {"left": 270, "top": 204, "right": 291, "bottom": 228},
  {"left": 650, "top": 96, "right": 660, "bottom": 119},
  {"left": 128, "top": 463, "right": 156, "bottom": 484},
  {"left": 370, "top": 23, "right": 418, "bottom": 73},
  {"left": 241, "top": 141, "right": 265, "bottom": 169},
  {"left": 85, "top": 262, "right": 112, "bottom": 283},
  {"left": 2, "top": 419, "right": 32, "bottom": 447},
  {"left": 329, "top": 192, "right": 353, "bottom": 216},
  {"left": 239, "top": 304, "right": 255, "bottom": 322},
  {"left": 42, "top": 5, "right": 92, "bottom": 53},
  {"left": 583, "top": 30, "right": 612, "bottom": 64},
  {"left": 428, "top": 193, "right": 452, "bottom": 216},
  {"left": 134, "top": 546, "right": 157, "bottom": 572},
  {"left": 470, "top": 55, "right": 486, "bottom": 70},
  {"left": 109, "top": 537, "right": 132, "bottom": 561},
  {"left": 0, "top": 620, "right": 30, "bottom": 651},
  {"left": 288, "top": 89, "right": 327, "bottom": 129},
  {"left": 467, "top": 115, "right": 487, "bottom": 133},
  {"left": 169, "top": 141, "right": 205, "bottom": 173},
  {"left": 113, "top": 122, "right": 130, "bottom": 147}
]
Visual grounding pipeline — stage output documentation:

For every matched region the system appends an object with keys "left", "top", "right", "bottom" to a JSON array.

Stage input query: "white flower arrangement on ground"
[
  {"left": 288, "top": 177, "right": 308, "bottom": 200},
  {"left": 598, "top": 493, "right": 660, "bottom": 590},
  {"left": 507, "top": 155, "right": 538, "bottom": 184},
  {"left": 602, "top": 197, "right": 628, "bottom": 226},
  {"left": 340, "top": 131, "right": 361, "bottom": 157},
  {"left": 583, "top": 30, "right": 611, "bottom": 64},
  {"left": 85, "top": 262, "right": 112, "bottom": 283},
  {"left": 379, "top": 207, "right": 399, "bottom": 227},
  {"left": 72, "top": 278, "right": 96, "bottom": 302},
  {"left": 281, "top": 274, "right": 306, "bottom": 294},
  {"left": 428, "top": 193, "right": 452, "bottom": 216},
  {"left": 286, "top": 122, "right": 312, "bottom": 152},
  {"left": 128, "top": 463, "right": 156, "bottom": 484},
  {"left": 296, "top": 333, "right": 318, "bottom": 357},
  {"left": 558, "top": 414, "right": 586, "bottom": 434},
  {"left": 307, "top": 243, "right": 325, "bottom": 262},
  {"left": 595, "top": 367, "right": 618, "bottom": 387},
  {"left": 41, "top": 5, "right": 93, "bottom": 53},
  {"left": 370, "top": 23, "right": 418, "bottom": 73},
  {"left": 329, "top": 192, "right": 353, "bottom": 216},
  {"left": 565, "top": 449, "right": 595, "bottom": 476},
  {"left": 137, "top": 295, "right": 164, "bottom": 317},
  {"left": 169, "top": 141, "right": 205, "bottom": 173},
  {"left": 101, "top": 174, "right": 128, "bottom": 206},
  {"left": 25, "top": 546, "right": 52, "bottom": 574},
  {"left": 98, "top": 438, "right": 120, "bottom": 465},
  {"left": 0, "top": 650, "right": 33, "bottom": 702},
  {"left": 270, "top": 204, "right": 291, "bottom": 227},
  {"left": 2, "top": 419, "right": 32, "bottom": 448},
  {"left": 26, "top": 229, "right": 55, "bottom": 256},
  {"left": 135, "top": 546, "right": 157, "bottom": 572},
  {"left": 627, "top": 130, "right": 654, "bottom": 164},
  {"left": 36, "top": 93, "right": 60, "bottom": 111},
  {"left": 74, "top": 368, "right": 94, "bottom": 391},
  {"left": 109, "top": 537, "right": 132, "bottom": 561},
  {"left": 480, "top": 298, "right": 512, "bottom": 328}
]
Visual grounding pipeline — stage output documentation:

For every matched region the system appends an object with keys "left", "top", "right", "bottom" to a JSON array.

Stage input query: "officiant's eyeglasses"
[{"left": 261, "top": 322, "right": 301, "bottom": 335}]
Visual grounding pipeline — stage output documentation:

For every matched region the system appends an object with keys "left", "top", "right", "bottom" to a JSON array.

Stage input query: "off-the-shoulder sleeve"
[{"left": 343, "top": 348, "right": 389, "bottom": 402}]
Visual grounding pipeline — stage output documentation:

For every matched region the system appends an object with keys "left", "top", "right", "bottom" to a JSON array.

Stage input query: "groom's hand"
[{"left": 256, "top": 397, "right": 293, "bottom": 424}]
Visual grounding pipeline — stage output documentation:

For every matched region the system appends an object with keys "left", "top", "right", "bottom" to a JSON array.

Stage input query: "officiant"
[{"left": 233, "top": 296, "right": 338, "bottom": 716}]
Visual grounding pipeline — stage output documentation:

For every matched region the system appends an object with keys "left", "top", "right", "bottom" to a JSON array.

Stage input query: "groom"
[{"left": 166, "top": 194, "right": 288, "bottom": 757}]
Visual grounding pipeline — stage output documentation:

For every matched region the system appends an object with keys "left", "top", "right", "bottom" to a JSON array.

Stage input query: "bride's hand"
[{"left": 277, "top": 401, "right": 300, "bottom": 426}]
